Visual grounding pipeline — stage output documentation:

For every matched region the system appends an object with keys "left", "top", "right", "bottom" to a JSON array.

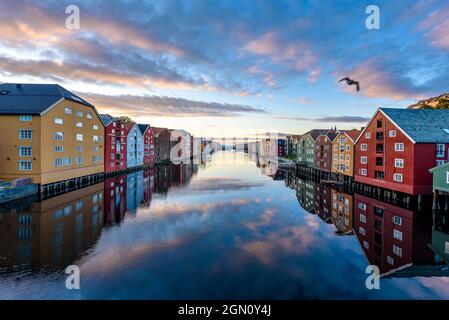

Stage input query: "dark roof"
[
  {"left": 99, "top": 114, "right": 116, "bottom": 127},
  {"left": 381, "top": 108, "right": 449, "bottom": 143},
  {"left": 138, "top": 124, "right": 150, "bottom": 135},
  {"left": 306, "top": 129, "right": 332, "bottom": 141},
  {"left": 0, "top": 83, "right": 94, "bottom": 115},
  {"left": 325, "top": 131, "right": 338, "bottom": 142},
  {"left": 152, "top": 127, "right": 169, "bottom": 136}
]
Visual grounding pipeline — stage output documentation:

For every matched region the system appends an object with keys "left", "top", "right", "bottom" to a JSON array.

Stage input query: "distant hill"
[{"left": 408, "top": 93, "right": 449, "bottom": 109}]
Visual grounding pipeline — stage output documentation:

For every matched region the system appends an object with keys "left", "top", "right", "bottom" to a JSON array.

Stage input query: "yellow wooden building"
[
  {"left": 331, "top": 129, "right": 361, "bottom": 177},
  {"left": 0, "top": 84, "right": 104, "bottom": 186}
]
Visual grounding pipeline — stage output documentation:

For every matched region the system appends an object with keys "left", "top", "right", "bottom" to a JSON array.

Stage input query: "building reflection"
[
  {"left": 295, "top": 178, "right": 315, "bottom": 214},
  {"left": 314, "top": 184, "right": 332, "bottom": 224},
  {"left": 0, "top": 183, "right": 104, "bottom": 270},
  {"left": 331, "top": 189, "right": 353, "bottom": 235},
  {"left": 353, "top": 193, "right": 444, "bottom": 277},
  {"left": 430, "top": 211, "right": 449, "bottom": 265},
  {"left": 126, "top": 171, "right": 144, "bottom": 212},
  {"left": 104, "top": 175, "right": 127, "bottom": 226}
]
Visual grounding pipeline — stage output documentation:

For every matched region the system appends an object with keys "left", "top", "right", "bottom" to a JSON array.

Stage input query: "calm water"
[{"left": 0, "top": 151, "right": 448, "bottom": 300}]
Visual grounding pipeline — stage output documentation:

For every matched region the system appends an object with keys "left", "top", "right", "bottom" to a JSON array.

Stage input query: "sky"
[{"left": 0, "top": 0, "right": 448, "bottom": 137}]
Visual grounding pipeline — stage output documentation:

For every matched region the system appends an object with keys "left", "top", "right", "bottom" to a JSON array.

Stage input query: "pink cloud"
[
  {"left": 336, "top": 58, "right": 425, "bottom": 100},
  {"left": 417, "top": 5, "right": 449, "bottom": 50}
]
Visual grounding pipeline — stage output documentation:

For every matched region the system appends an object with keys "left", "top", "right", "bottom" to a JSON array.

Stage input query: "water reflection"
[
  {"left": 0, "top": 164, "right": 197, "bottom": 272},
  {"left": 0, "top": 184, "right": 104, "bottom": 271},
  {"left": 291, "top": 175, "right": 449, "bottom": 278},
  {"left": 0, "top": 152, "right": 448, "bottom": 299}
]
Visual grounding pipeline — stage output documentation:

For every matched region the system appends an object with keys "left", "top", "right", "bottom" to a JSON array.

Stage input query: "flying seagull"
[{"left": 338, "top": 77, "right": 360, "bottom": 92}]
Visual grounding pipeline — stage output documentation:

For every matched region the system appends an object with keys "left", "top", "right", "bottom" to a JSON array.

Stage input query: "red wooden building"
[
  {"left": 315, "top": 131, "right": 338, "bottom": 172},
  {"left": 100, "top": 114, "right": 127, "bottom": 173},
  {"left": 138, "top": 124, "right": 155, "bottom": 166},
  {"left": 353, "top": 193, "right": 433, "bottom": 276},
  {"left": 354, "top": 108, "right": 449, "bottom": 195}
]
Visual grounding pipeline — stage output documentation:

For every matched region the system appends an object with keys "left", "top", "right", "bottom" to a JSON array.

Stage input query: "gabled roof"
[
  {"left": 305, "top": 129, "right": 332, "bottom": 141},
  {"left": 152, "top": 127, "right": 169, "bottom": 136},
  {"left": 99, "top": 114, "right": 116, "bottom": 127},
  {"left": 338, "top": 129, "right": 362, "bottom": 142},
  {"left": 138, "top": 124, "right": 151, "bottom": 135},
  {"left": 429, "top": 161, "right": 449, "bottom": 173},
  {"left": 380, "top": 108, "right": 449, "bottom": 143},
  {"left": 0, "top": 83, "right": 94, "bottom": 115}
]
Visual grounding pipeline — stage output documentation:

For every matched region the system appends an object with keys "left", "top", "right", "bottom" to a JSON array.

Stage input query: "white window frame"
[
  {"left": 54, "top": 132, "right": 64, "bottom": 141},
  {"left": 77, "top": 111, "right": 84, "bottom": 117},
  {"left": 54, "top": 118, "right": 64, "bottom": 125},
  {"left": 18, "top": 146, "right": 32, "bottom": 157},
  {"left": 393, "top": 215, "right": 402, "bottom": 226},
  {"left": 360, "top": 143, "right": 367, "bottom": 151},
  {"left": 19, "top": 115, "right": 32, "bottom": 121},
  {"left": 54, "top": 158, "right": 63, "bottom": 167},
  {"left": 76, "top": 121, "right": 83, "bottom": 128},
  {"left": 18, "top": 160, "right": 32, "bottom": 171},
  {"left": 19, "top": 129, "right": 32, "bottom": 140},
  {"left": 393, "top": 173, "right": 403, "bottom": 182},
  {"left": 64, "top": 107, "right": 72, "bottom": 114},
  {"left": 76, "top": 134, "right": 83, "bottom": 142},
  {"left": 365, "top": 132, "right": 371, "bottom": 139},
  {"left": 389, "top": 130, "right": 396, "bottom": 137},
  {"left": 393, "top": 229, "right": 403, "bottom": 241},
  {"left": 54, "top": 146, "right": 64, "bottom": 153},
  {"left": 437, "top": 144, "right": 445, "bottom": 158},
  {"left": 360, "top": 168, "right": 367, "bottom": 176},
  {"left": 394, "top": 158, "right": 404, "bottom": 168},
  {"left": 395, "top": 143, "right": 404, "bottom": 152},
  {"left": 360, "top": 156, "right": 368, "bottom": 164}
]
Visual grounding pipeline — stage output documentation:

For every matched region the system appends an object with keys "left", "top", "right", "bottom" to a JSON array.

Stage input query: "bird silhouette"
[{"left": 338, "top": 77, "right": 360, "bottom": 92}]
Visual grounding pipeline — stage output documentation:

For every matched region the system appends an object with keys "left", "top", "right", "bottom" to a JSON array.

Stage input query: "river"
[{"left": 0, "top": 151, "right": 448, "bottom": 299}]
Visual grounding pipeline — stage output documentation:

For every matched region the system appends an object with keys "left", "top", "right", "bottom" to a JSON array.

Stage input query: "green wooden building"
[
  {"left": 429, "top": 162, "right": 449, "bottom": 193},
  {"left": 297, "top": 129, "right": 330, "bottom": 167}
]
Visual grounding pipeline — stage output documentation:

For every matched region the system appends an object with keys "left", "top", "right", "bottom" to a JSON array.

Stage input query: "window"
[
  {"left": 359, "top": 227, "right": 366, "bottom": 236},
  {"left": 395, "top": 143, "right": 404, "bottom": 151},
  {"left": 376, "top": 119, "right": 383, "bottom": 128},
  {"left": 87, "top": 113, "right": 93, "bottom": 119},
  {"left": 363, "top": 241, "right": 369, "bottom": 250},
  {"left": 395, "top": 159, "right": 404, "bottom": 168},
  {"left": 346, "top": 145, "right": 350, "bottom": 151},
  {"left": 54, "top": 158, "right": 63, "bottom": 167},
  {"left": 376, "top": 132, "right": 384, "bottom": 141},
  {"left": 393, "top": 245, "right": 402, "bottom": 257},
  {"left": 334, "top": 154, "right": 338, "bottom": 160},
  {"left": 437, "top": 144, "right": 445, "bottom": 157},
  {"left": 19, "top": 115, "right": 32, "bottom": 121},
  {"left": 93, "top": 124, "right": 99, "bottom": 130},
  {"left": 365, "top": 132, "right": 371, "bottom": 139},
  {"left": 358, "top": 203, "right": 367, "bottom": 211},
  {"left": 64, "top": 157, "right": 72, "bottom": 165},
  {"left": 334, "top": 145, "right": 338, "bottom": 151},
  {"left": 393, "top": 173, "right": 403, "bottom": 182},
  {"left": 76, "top": 122, "right": 83, "bottom": 128},
  {"left": 93, "top": 135, "right": 99, "bottom": 142},
  {"left": 361, "top": 156, "right": 368, "bottom": 164},
  {"left": 76, "top": 156, "right": 84, "bottom": 165},
  {"left": 76, "top": 134, "right": 83, "bottom": 141},
  {"left": 375, "top": 171, "right": 385, "bottom": 180},
  {"left": 54, "top": 146, "right": 64, "bottom": 153},
  {"left": 393, "top": 215, "right": 402, "bottom": 226},
  {"left": 360, "top": 168, "right": 367, "bottom": 176},
  {"left": 76, "top": 146, "right": 84, "bottom": 152},
  {"left": 376, "top": 143, "right": 384, "bottom": 153},
  {"left": 19, "top": 160, "right": 32, "bottom": 171},
  {"left": 345, "top": 155, "right": 350, "bottom": 161},
  {"left": 64, "top": 107, "right": 72, "bottom": 114},
  {"left": 54, "top": 118, "right": 64, "bottom": 125},
  {"left": 345, "top": 164, "right": 350, "bottom": 171},
  {"left": 437, "top": 160, "right": 445, "bottom": 167},
  {"left": 54, "top": 132, "right": 64, "bottom": 141},
  {"left": 393, "top": 229, "right": 403, "bottom": 241},
  {"left": 376, "top": 157, "right": 383, "bottom": 166},
  {"left": 77, "top": 111, "right": 83, "bottom": 117},
  {"left": 387, "top": 256, "right": 394, "bottom": 265},
  {"left": 389, "top": 130, "right": 396, "bottom": 137},
  {"left": 360, "top": 143, "right": 367, "bottom": 151},
  {"left": 19, "top": 129, "right": 32, "bottom": 140},
  {"left": 93, "top": 146, "right": 99, "bottom": 152},
  {"left": 18, "top": 146, "right": 32, "bottom": 157}
]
